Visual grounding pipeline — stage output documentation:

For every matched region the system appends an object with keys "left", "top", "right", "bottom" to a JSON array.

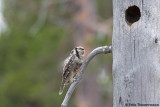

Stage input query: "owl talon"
[{"left": 73, "top": 77, "right": 78, "bottom": 82}]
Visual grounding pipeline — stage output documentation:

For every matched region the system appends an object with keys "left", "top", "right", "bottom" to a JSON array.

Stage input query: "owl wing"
[{"left": 62, "top": 55, "right": 76, "bottom": 79}]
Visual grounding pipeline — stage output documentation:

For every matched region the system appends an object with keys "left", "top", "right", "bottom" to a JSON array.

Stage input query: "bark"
[{"left": 112, "top": 0, "right": 160, "bottom": 107}]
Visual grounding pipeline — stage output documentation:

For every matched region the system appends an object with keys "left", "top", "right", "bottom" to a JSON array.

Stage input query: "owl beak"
[{"left": 82, "top": 51, "right": 85, "bottom": 56}]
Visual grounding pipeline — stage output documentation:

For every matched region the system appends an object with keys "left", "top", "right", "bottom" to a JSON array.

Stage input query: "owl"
[{"left": 59, "top": 46, "right": 85, "bottom": 95}]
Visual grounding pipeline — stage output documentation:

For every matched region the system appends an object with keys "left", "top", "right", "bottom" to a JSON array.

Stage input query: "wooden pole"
[{"left": 112, "top": 0, "right": 160, "bottom": 107}]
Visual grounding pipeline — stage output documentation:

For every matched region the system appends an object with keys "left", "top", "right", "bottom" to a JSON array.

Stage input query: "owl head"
[{"left": 71, "top": 46, "right": 85, "bottom": 58}]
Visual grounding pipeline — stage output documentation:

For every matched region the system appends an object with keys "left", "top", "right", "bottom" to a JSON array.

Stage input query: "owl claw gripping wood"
[{"left": 59, "top": 46, "right": 85, "bottom": 95}]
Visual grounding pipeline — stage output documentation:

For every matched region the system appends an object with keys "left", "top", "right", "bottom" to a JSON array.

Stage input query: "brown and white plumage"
[{"left": 59, "top": 46, "right": 85, "bottom": 95}]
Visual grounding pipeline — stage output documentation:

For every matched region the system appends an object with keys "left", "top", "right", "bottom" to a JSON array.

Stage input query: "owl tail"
[{"left": 59, "top": 81, "right": 65, "bottom": 95}]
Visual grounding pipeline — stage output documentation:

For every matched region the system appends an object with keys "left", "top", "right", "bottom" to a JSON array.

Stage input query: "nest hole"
[{"left": 125, "top": 5, "right": 141, "bottom": 25}]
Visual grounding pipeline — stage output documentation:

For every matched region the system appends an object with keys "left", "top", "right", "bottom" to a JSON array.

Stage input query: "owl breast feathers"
[{"left": 63, "top": 55, "right": 82, "bottom": 81}]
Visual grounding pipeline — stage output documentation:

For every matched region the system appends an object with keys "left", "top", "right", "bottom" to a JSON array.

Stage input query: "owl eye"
[{"left": 71, "top": 50, "right": 74, "bottom": 53}]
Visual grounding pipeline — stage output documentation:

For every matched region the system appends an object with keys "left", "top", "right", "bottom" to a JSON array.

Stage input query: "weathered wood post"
[{"left": 112, "top": 0, "right": 160, "bottom": 107}]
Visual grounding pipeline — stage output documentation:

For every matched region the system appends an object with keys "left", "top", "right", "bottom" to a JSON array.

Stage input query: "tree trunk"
[
  {"left": 112, "top": 0, "right": 160, "bottom": 107},
  {"left": 0, "top": 0, "right": 7, "bottom": 33},
  {"left": 71, "top": 0, "right": 106, "bottom": 106}
]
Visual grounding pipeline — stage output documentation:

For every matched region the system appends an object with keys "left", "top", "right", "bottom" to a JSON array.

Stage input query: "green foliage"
[
  {"left": 0, "top": 26, "right": 68, "bottom": 107},
  {"left": 1, "top": 0, "right": 74, "bottom": 106},
  {"left": 96, "top": 0, "right": 113, "bottom": 19}
]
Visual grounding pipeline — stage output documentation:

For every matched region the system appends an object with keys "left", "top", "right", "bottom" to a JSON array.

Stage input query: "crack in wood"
[
  {"left": 119, "top": 96, "right": 123, "bottom": 106},
  {"left": 134, "top": 39, "right": 136, "bottom": 58}
]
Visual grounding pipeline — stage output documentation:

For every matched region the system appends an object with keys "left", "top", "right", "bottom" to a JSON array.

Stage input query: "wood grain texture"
[{"left": 112, "top": 0, "right": 160, "bottom": 107}]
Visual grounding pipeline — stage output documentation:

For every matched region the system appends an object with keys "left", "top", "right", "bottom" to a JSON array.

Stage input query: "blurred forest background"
[{"left": 0, "top": 0, "right": 113, "bottom": 107}]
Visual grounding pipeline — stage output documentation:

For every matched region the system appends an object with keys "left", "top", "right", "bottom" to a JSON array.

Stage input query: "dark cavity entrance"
[{"left": 125, "top": 5, "right": 141, "bottom": 25}]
